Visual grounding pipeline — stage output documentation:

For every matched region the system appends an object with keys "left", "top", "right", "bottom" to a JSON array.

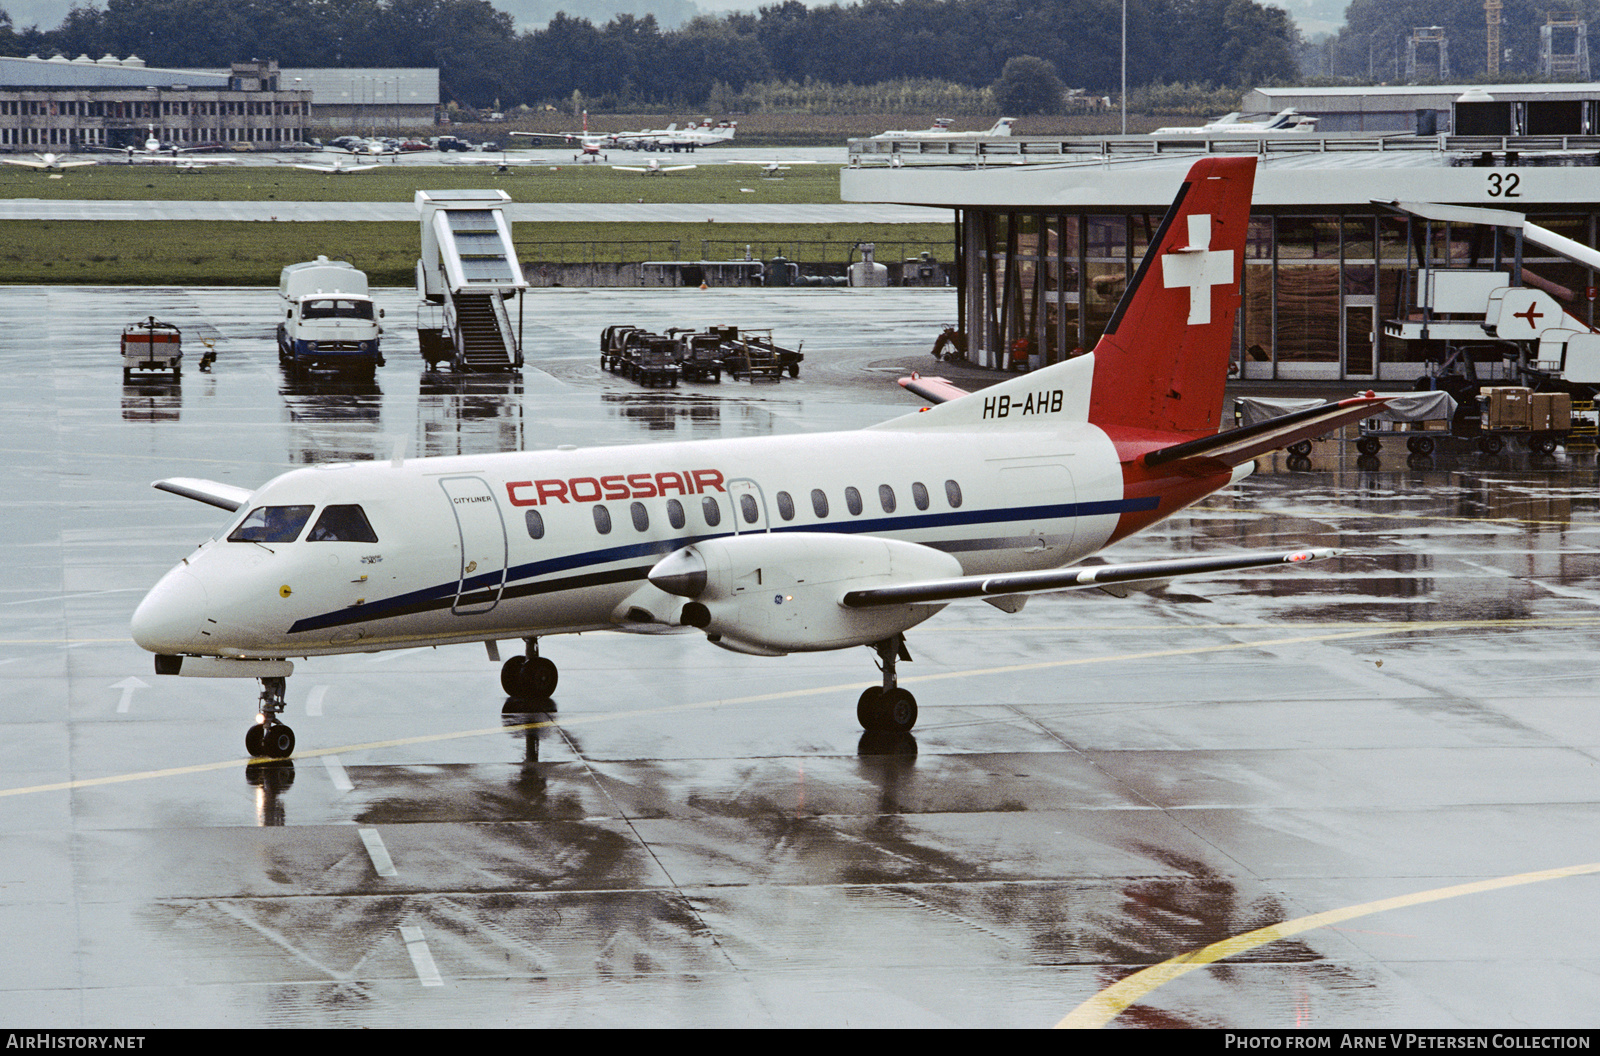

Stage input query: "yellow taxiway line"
[{"left": 1057, "top": 862, "right": 1600, "bottom": 1028}]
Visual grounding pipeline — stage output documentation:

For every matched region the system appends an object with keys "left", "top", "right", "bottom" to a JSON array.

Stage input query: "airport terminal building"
[
  {"left": 0, "top": 55, "right": 439, "bottom": 151},
  {"left": 0, "top": 55, "right": 310, "bottom": 151},
  {"left": 843, "top": 86, "right": 1600, "bottom": 382}
]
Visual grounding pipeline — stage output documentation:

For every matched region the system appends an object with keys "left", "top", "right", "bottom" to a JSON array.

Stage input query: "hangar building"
[{"left": 842, "top": 87, "right": 1600, "bottom": 383}]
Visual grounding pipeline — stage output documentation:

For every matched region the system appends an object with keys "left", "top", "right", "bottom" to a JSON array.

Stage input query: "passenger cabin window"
[
  {"left": 878, "top": 485, "right": 896, "bottom": 513},
  {"left": 307, "top": 504, "right": 378, "bottom": 543},
  {"left": 811, "top": 489, "right": 829, "bottom": 518},
  {"left": 845, "top": 487, "right": 863, "bottom": 516},
  {"left": 593, "top": 504, "right": 612, "bottom": 534},
  {"left": 666, "top": 498, "right": 685, "bottom": 530},
  {"left": 701, "top": 496, "right": 722, "bottom": 527},
  {"left": 525, "top": 510, "right": 545, "bottom": 540},
  {"left": 945, "top": 480, "right": 963, "bottom": 508},
  {"left": 739, "top": 494, "right": 759, "bottom": 524},
  {"left": 631, "top": 502, "right": 649, "bottom": 532},
  {"left": 776, "top": 491, "right": 795, "bottom": 521},
  {"left": 912, "top": 482, "right": 930, "bottom": 511},
  {"left": 229, "top": 505, "right": 313, "bottom": 544}
]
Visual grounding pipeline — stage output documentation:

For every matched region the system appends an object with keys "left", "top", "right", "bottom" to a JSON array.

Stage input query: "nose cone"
[
  {"left": 649, "top": 547, "right": 708, "bottom": 599},
  {"left": 131, "top": 568, "right": 209, "bottom": 654}
]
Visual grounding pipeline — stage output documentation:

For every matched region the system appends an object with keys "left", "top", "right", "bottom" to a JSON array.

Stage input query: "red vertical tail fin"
[{"left": 1087, "top": 157, "right": 1257, "bottom": 437}]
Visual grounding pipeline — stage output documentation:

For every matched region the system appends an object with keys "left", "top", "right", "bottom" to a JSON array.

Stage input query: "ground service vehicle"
[
  {"left": 121, "top": 317, "right": 182, "bottom": 379},
  {"left": 276, "top": 256, "right": 384, "bottom": 374}
]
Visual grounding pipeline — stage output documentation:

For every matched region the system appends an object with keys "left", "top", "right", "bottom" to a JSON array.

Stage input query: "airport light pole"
[{"left": 1120, "top": 0, "right": 1127, "bottom": 135}]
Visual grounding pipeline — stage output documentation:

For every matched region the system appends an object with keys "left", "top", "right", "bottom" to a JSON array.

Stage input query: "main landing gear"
[
  {"left": 501, "top": 637, "right": 558, "bottom": 710},
  {"left": 246, "top": 676, "right": 296, "bottom": 759},
  {"left": 857, "top": 634, "right": 918, "bottom": 733}
]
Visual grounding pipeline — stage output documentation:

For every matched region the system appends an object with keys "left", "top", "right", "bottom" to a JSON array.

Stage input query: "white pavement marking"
[
  {"left": 400, "top": 925, "right": 443, "bottom": 986},
  {"left": 111, "top": 676, "right": 149, "bottom": 713},
  {"left": 322, "top": 753, "right": 353, "bottom": 792},
  {"left": 305, "top": 684, "right": 328, "bottom": 716},
  {"left": 359, "top": 827, "right": 397, "bottom": 877}
]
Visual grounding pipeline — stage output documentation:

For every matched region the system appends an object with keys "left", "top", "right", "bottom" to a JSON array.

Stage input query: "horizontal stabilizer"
[
  {"left": 897, "top": 374, "right": 971, "bottom": 405},
  {"left": 1142, "top": 394, "right": 1396, "bottom": 469},
  {"left": 842, "top": 547, "right": 1336, "bottom": 609},
  {"left": 153, "top": 477, "right": 253, "bottom": 512}
]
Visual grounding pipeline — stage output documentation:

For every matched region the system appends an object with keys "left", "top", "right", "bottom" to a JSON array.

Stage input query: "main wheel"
[
  {"left": 502, "top": 655, "right": 558, "bottom": 700},
  {"left": 1357, "top": 436, "right": 1382, "bottom": 455},
  {"left": 857, "top": 686, "right": 918, "bottom": 733},
  {"left": 1288, "top": 440, "right": 1313, "bottom": 457},
  {"left": 1406, "top": 436, "right": 1435, "bottom": 456}
]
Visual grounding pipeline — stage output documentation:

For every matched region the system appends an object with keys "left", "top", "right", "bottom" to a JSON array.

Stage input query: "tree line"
[{"left": 0, "top": 0, "right": 1301, "bottom": 110}]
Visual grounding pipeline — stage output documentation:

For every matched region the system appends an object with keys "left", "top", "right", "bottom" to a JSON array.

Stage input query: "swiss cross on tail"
[
  {"left": 1087, "top": 157, "right": 1256, "bottom": 437},
  {"left": 1162, "top": 213, "right": 1236, "bottom": 325}
]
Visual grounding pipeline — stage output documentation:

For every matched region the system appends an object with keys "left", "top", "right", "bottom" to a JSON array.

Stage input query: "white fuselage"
[{"left": 132, "top": 419, "right": 1132, "bottom": 660}]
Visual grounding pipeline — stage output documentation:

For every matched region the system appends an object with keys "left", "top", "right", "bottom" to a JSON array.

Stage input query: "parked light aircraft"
[
  {"left": 92, "top": 126, "right": 215, "bottom": 160},
  {"left": 292, "top": 157, "right": 381, "bottom": 174},
  {"left": 872, "top": 118, "right": 1015, "bottom": 139},
  {"left": 737, "top": 158, "right": 820, "bottom": 178},
  {"left": 510, "top": 111, "right": 611, "bottom": 160},
  {"left": 1152, "top": 108, "right": 1318, "bottom": 135},
  {"left": 131, "top": 156, "right": 1391, "bottom": 759},
  {"left": 613, "top": 119, "right": 736, "bottom": 151},
  {"left": 613, "top": 158, "right": 696, "bottom": 174},
  {"left": 1, "top": 151, "right": 97, "bottom": 171}
]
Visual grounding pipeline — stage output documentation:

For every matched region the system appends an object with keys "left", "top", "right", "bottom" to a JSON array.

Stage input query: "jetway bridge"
[{"left": 415, "top": 189, "right": 527, "bottom": 372}]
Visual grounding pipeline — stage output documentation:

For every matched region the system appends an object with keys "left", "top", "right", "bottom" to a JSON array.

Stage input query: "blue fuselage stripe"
[{"left": 286, "top": 496, "right": 1155, "bottom": 634}]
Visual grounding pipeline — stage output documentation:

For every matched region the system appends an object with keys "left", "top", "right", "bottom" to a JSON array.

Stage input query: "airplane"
[
  {"left": 0, "top": 151, "right": 97, "bottom": 171},
  {"left": 871, "top": 118, "right": 1015, "bottom": 139},
  {"left": 130, "top": 155, "right": 1393, "bottom": 759},
  {"left": 612, "top": 159, "right": 696, "bottom": 175},
  {"left": 736, "top": 158, "right": 821, "bottom": 179},
  {"left": 1151, "top": 108, "right": 1318, "bottom": 135},
  {"left": 613, "top": 119, "right": 736, "bottom": 151},
  {"left": 292, "top": 157, "right": 381, "bottom": 174},
  {"left": 92, "top": 126, "right": 218, "bottom": 161},
  {"left": 510, "top": 110, "right": 612, "bottom": 161}
]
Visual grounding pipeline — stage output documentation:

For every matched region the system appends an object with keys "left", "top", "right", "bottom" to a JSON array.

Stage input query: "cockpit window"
[
  {"left": 301, "top": 298, "right": 374, "bottom": 320},
  {"left": 228, "top": 505, "right": 314, "bottom": 543},
  {"left": 307, "top": 504, "right": 378, "bottom": 543}
]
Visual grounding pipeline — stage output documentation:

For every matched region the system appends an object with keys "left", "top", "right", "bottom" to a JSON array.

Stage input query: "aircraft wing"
[
  {"left": 841, "top": 547, "right": 1335, "bottom": 609},
  {"left": 897, "top": 374, "right": 971, "bottom": 405},
  {"left": 1141, "top": 394, "right": 1395, "bottom": 469},
  {"left": 153, "top": 477, "right": 253, "bottom": 512},
  {"left": 0, "top": 158, "right": 48, "bottom": 168}
]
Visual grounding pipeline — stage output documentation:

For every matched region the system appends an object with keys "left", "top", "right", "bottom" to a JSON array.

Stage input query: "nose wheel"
[
  {"left": 246, "top": 676, "right": 296, "bottom": 759},
  {"left": 857, "top": 635, "right": 917, "bottom": 733}
]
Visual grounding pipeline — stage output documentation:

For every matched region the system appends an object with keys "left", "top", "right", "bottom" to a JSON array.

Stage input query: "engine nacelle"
[{"left": 648, "top": 532, "right": 962, "bottom": 653}]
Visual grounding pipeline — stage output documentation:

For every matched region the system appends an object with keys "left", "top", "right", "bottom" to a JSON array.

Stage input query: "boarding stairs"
[
  {"left": 447, "top": 291, "right": 519, "bottom": 371},
  {"left": 415, "top": 190, "right": 528, "bottom": 372}
]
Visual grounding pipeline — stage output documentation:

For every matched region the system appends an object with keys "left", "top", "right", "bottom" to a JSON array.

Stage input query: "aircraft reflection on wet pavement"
[{"left": 130, "top": 157, "right": 1392, "bottom": 761}]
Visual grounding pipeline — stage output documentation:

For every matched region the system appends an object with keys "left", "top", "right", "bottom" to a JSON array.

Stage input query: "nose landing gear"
[{"left": 246, "top": 676, "right": 296, "bottom": 758}]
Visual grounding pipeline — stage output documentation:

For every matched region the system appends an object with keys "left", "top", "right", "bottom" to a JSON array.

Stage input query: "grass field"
[
  {"left": 0, "top": 220, "right": 954, "bottom": 285},
  {"left": 0, "top": 158, "right": 848, "bottom": 204},
  {"left": 0, "top": 142, "right": 960, "bottom": 283}
]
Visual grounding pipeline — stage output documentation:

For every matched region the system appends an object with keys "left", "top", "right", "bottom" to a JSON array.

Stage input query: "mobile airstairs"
[{"left": 415, "top": 190, "right": 528, "bottom": 372}]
